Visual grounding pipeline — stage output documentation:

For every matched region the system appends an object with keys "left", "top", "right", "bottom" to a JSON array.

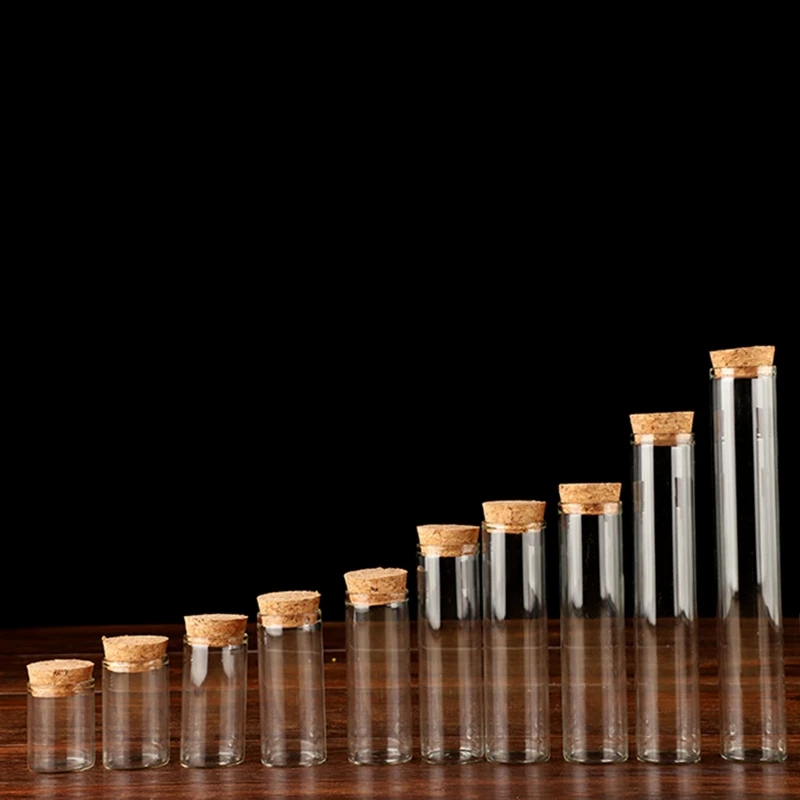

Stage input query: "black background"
[{"left": 3, "top": 285, "right": 795, "bottom": 630}]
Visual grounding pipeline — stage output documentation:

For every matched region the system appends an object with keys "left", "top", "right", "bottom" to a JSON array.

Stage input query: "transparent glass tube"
[
  {"left": 482, "top": 521, "right": 549, "bottom": 763},
  {"left": 712, "top": 364, "right": 785, "bottom": 762},
  {"left": 417, "top": 546, "right": 483, "bottom": 763},
  {"left": 560, "top": 502, "right": 628, "bottom": 764},
  {"left": 346, "top": 593, "right": 412, "bottom": 765},
  {"left": 258, "top": 611, "right": 326, "bottom": 766},
  {"left": 180, "top": 635, "right": 247, "bottom": 767},
  {"left": 27, "top": 680, "right": 95, "bottom": 773},
  {"left": 102, "top": 656, "right": 170, "bottom": 769},
  {"left": 633, "top": 432, "right": 700, "bottom": 764}
]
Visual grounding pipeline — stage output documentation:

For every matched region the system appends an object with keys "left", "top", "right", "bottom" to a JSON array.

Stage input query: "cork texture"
[
  {"left": 630, "top": 412, "right": 694, "bottom": 435},
  {"left": 27, "top": 659, "right": 94, "bottom": 697},
  {"left": 345, "top": 567, "right": 407, "bottom": 606},
  {"left": 560, "top": 502, "right": 622, "bottom": 516},
  {"left": 559, "top": 483, "right": 621, "bottom": 504},
  {"left": 102, "top": 635, "right": 169, "bottom": 673},
  {"left": 482, "top": 500, "right": 546, "bottom": 531},
  {"left": 257, "top": 591, "right": 321, "bottom": 629},
  {"left": 709, "top": 346, "right": 775, "bottom": 368},
  {"left": 184, "top": 614, "right": 248, "bottom": 646},
  {"left": 416, "top": 524, "right": 479, "bottom": 556}
]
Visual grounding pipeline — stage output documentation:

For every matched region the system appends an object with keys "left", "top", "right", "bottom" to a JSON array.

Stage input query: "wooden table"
[{"left": 1, "top": 621, "right": 798, "bottom": 799}]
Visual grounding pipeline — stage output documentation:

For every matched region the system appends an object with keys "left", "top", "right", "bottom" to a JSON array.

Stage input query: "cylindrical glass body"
[
  {"left": 27, "top": 680, "right": 95, "bottom": 773},
  {"left": 102, "top": 656, "right": 170, "bottom": 769},
  {"left": 560, "top": 502, "right": 628, "bottom": 764},
  {"left": 482, "top": 521, "right": 549, "bottom": 763},
  {"left": 417, "top": 545, "right": 483, "bottom": 763},
  {"left": 712, "top": 365, "right": 785, "bottom": 762},
  {"left": 180, "top": 635, "right": 247, "bottom": 767},
  {"left": 346, "top": 593, "right": 412, "bottom": 765},
  {"left": 258, "top": 611, "right": 326, "bottom": 766},
  {"left": 633, "top": 432, "right": 700, "bottom": 764}
]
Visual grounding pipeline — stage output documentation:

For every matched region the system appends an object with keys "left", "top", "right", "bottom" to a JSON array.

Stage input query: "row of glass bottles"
[
  {"left": 27, "top": 345, "right": 786, "bottom": 770},
  {"left": 27, "top": 596, "right": 325, "bottom": 773}
]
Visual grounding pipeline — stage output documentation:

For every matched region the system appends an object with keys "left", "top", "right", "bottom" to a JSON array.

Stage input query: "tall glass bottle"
[
  {"left": 181, "top": 614, "right": 248, "bottom": 768},
  {"left": 345, "top": 567, "right": 412, "bottom": 765},
  {"left": 102, "top": 635, "right": 170, "bottom": 770},
  {"left": 711, "top": 345, "right": 785, "bottom": 762},
  {"left": 482, "top": 500, "right": 549, "bottom": 764},
  {"left": 631, "top": 412, "right": 700, "bottom": 764},
  {"left": 257, "top": 590, "right": 326, "bottom": 767},
  {"left": 559, "top": 483, "right": 627, "bottom": 764},
  {"left": 416, "top": 524, "right": 483, "bottom": 763}
]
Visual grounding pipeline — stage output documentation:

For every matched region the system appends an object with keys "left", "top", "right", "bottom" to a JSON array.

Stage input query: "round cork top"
[
  {"left": 630, "top": 412, "right": 694, "bottom": 445},
  {"left": 27, "top": 659, "right": 94, "bottom": 697},
  {"left": 102, "top": 635, "right": 169, "bottom": 673},
  {"left": 345, "top": 567, "right": 407, "bottom": 606},
  {"left": 416, "top": 524, "right": 479, "bottom": 556},
  {"left": 559, "top": 483, "right": 621, "bottom": 516},
  {"left": 184, "top": 614, "right": 248, "bottom": 647},
  {"left": 257, "top": 591, "right": 321, "bottom": 629},
  {"left": 710, "top": 346, "right": 775, "bottom": 378},
  {"left": 482, "top": 500, "right": 546, "bottom": 532}
]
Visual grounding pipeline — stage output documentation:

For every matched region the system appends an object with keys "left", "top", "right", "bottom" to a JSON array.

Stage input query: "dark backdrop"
[{"left": 3, "top": 290, "right": 796, "bottom": 629}]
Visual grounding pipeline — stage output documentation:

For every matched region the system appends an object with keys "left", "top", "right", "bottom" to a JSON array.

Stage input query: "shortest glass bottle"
[
  {"left": 257, "top": 591, "right": 327, "bottom": 767},
  {"left": 102, "top": 635, "right": 170, "bottom": 770},
  {"left": 27, "top": 659, "right": 96, "bottom": 773},
  {"left": 345, "top": 567, "right": 413, "bottom": 765},
  {"left": 181, "top": 614, "right": 248, "bottom": 768}
]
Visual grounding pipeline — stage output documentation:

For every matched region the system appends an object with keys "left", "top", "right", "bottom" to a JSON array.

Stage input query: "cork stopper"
[
  {"left": 416, "top": 524, "right": 479, "bottom": 556},
  {"left": 482, "top": 500, "right": 546, "bottom": 532},
  {"left": 257, "top": 591, "right": 321, "bottom": 629},
  {"left": 27, "top": 659, "right": 94, "bottom": 698},
  {"left": 559, "top": 483, "right": 621, "bottom": 516},
  {"left": 344, "top": 567, "right": 407, "bottom": 606},
  {"left": 102, "top": 635, "right": 169, "bottom": 673},
  {"left": 184, "top": 614, "right": 248, "bottom": 647},
  {"left": 710, "top": 346, "right": 775, "bottom": 378},
  {"left": 630, "top": 412, "right": 694, "bottom": 445}
]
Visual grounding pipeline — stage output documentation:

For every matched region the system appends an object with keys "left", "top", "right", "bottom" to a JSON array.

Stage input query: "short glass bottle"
[
  {"left": 181, "top": 613, "right": 248, "bottom": 768},
  {"left": 559, "top": 483, "right": 628, "bottom": 765},
  {"left": 345, "top": 567, "right": 412, "bottom": 766},
  {"left": 257, "top": 591, "right": 327, "bottom": 767},
  {"left": 482, "top": 501, "right": 550, "bottom": 764},
  {"left": 102, "top": 635, "right": 170, "bottom": 770},
  {"left": 416, "top": 525, "right": 483, "bottom": 763},
  {"left": 27, "top": 659, "right": 96, "bottom": 773}
]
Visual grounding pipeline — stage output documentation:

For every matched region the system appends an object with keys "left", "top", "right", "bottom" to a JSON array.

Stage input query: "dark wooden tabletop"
[{"left": 1, "top": 620, "right": 798, "bottom": 799}]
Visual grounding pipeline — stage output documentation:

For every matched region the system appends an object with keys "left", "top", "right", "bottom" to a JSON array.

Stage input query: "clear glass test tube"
[
  {"left": 180, "top": 614, "right": 248, "bottom": 768},
  {"left": 102, "top": 635, "right": 170, "bottom": 770},
  {"left": 559, "top": 483, "right": 628, "bottom": 764},
  {"left": 711, "top": 346, "right": 785, "bottom": 762},
  {"left": 257, "top": 591, "right": 327, "bottom": 767},
  {"left": 482, "top": 501, "right": 549, "bottom": 764},
  {"left": 631, "top": 413, "right": 700, "bottom": 764},
  {"left": 345, "top": 567, "right": 412, "bottom": 765},
  {"left": 416, "top": 525, "right": 483, "bottom": 763},
  {"left": 27, "top": 659, "right": 95, "bottom": 773}
]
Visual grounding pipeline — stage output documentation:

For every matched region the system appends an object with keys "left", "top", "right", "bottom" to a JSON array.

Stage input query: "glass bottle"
[
  {"left": 631, "top": 412, "right": 700, "bottom": 764},
  {"left": 482, "top": 500, "right": 550, "bottom": 764},
  {"left": 102, "top": 635, "right": 170, "bottom": 769},
  {"left": 257, "top": 590, "right": 326, "bottom": 767},
  {"left": 416, "top": 524, "right": 483, "bottom": 763},
  {"left": 181, "top": 613, "right": 248, "bottom": 768},
  {"left": 710, "top": 345, "right": 785, "bottom": 762},
  {"left": 27, "top": 659, "right": 95, "bottom": 773},
  {"left": 559, "top": 483, "right": 628, "bottom": 764},
  {"left": 345, "top": 567, "right": 412, "bottom": 765}
]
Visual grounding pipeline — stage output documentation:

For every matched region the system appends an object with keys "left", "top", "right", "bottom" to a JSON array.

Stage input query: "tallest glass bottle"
[{"left": 711, "top": 345, "right": 785, "bottom": 762}]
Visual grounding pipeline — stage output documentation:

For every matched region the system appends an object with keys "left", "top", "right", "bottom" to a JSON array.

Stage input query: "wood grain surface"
[{"left": 1, "top": 620, "right": 798, "bottom": 799}]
